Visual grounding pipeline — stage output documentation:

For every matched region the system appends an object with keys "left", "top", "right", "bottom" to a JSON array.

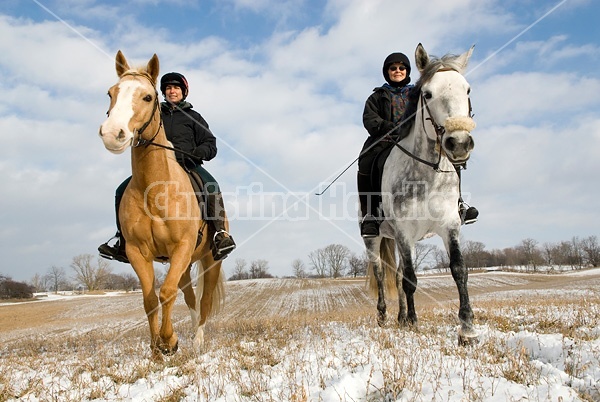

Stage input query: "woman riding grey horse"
[{"left": 358, "top": 52, "right": 478, "bottom": 238}]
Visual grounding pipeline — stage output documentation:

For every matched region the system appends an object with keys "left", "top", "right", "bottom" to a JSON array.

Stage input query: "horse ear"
[
  {"left": 147, "top": 54, "right": 160, "bottom": 85},
  {"left": 455, "top": 45, "right": 475, "bottom": 73},
  {"left": 115, "top": 50, "right": 130, "bottom": 77},
  {"left": 415, "top": 43, "right": 429, "bottom": 73}
]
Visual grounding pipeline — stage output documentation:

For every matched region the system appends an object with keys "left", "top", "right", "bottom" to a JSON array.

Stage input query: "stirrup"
[
  {"left": 459, "top": 202, "right": 479, "bottom": 225},
  {"left": 212, "top": 230, "right": 236, "bottom": 260},
  {"left": 98, "top": 232, "right": 130, "bottom": 264},
  {"left": 361, "top": 214, "right": 380, "bottom": 238}
]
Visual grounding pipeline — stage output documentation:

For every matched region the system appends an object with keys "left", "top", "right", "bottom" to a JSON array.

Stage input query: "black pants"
[{"left": 357, "top": 142, "right": 389, "bottom": 218}]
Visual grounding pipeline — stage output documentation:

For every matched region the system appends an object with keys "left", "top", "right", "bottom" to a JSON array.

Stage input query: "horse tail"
[
  {"left": 194, "top": 261, "right": 225, "bottom": 318},
  {"left": 367, "top": 237, "right": 397, "bottom": 297},
  {"left": 210, "top": 267, "right": 225, "bottom": 317}
]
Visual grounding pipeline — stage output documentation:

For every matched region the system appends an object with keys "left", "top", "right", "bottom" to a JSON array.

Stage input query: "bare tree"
[
  {"left": 323, "top": 244, "right": 350, "bottom": 278},
  {"left": 433, "top": 248, "right": 450, "bottom": 271},
  {"left": 308, "top": 248, "right": 328, "bottom": 278},
  {"left": 541, "top": 242, "right": 556, "bottom": 267},
  {"left": 250, "top": 259, "right": 271, "bottom": 279},
  {"left": 120, "top": 273, "right": 140, "bottom": 291},
  {"left": 29, "top": 273, "right": 47, "bottom": 292},
  {"left": 581, "top": 235, "right": 600, "bottom": 267},
  {"left": 414, "top": 243, "right": 438, "bottom": 271},
  {"left": 462, "top": 241, "right": 486, "bottom": 269},
  {"left": 347, "top": 252, "right": 368, "bottom": 277},
  {"left": 70, "top": 254, "right": 113, "bottom": 291},
  {"left": 229, "top": 258, "right": 249, "bottom": 280},
  {"left": 291, "top": 259, "right": 307, "bottom": 278},
  {"left": 568, "top": 237, "right": 585, "bottom": 269},
  {"left": 45, "top": 265, "right": 68, "bottom": 294},
  {"left": 516, "top": 238, "right": 542, "bottom": 271}
]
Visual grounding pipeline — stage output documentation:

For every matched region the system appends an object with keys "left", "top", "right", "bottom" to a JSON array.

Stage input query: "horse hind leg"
[
  {"left": 193, "top": 256, "right": 225, "bottom": 352},
  {"left": 178, "top": 265, "right": 198, "bottom": 329},
  {"left": 367, "top": 238, "right": 395, "bottom": 326}
]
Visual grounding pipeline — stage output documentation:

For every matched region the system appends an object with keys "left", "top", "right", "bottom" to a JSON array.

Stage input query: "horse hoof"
[
  {"left": 160, "top": 340, "right": 179, "bottom": 356},
  {"left": 458, "top": 329, "right": 479, "bottom": 346}
]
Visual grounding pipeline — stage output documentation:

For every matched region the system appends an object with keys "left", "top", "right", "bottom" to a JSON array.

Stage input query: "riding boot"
[
  {"left": 455, "top": 165, "right": 479, "bottom": 225},
  {"left": 205, "top": 191, "right": 236, "bottom": 260},
  {"left": 98, "top": 195, "right": 130, "bottom": 264},
  {"left": 357, "top": 172, "right": 380, "bottom": 238}
]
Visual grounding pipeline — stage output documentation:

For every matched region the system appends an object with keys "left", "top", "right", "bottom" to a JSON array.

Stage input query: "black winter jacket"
[
  {"left": 362, "top": 85, "right": 412, "bottom": 150},
  {"left": 161, "top": 101, "right": 217, "bottom": 169}
]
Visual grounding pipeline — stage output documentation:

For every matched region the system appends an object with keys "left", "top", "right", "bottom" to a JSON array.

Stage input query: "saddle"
[
  {"left": 152, "top": 171, "right": 207, "bottom": 263},
  {"left": 187, "top": 170, "right": 208, "bottom": 248}
]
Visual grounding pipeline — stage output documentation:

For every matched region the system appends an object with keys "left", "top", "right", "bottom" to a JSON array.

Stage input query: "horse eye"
[
  {"left": 423, "top": 91, "right": 433, "bottom": 100},
  {"left": 143, "top": 94, "right": 153, "bottom": 102},
  {"left": 467, "top": 88, "right": 471, "bottom": 95}
]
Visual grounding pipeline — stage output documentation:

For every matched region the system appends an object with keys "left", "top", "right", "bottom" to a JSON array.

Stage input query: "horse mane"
[
  {"left": 397, "top": 52, "right": 468, "bottom": 139},
  {"left": 122, "top": 68, "right": 157, "bottom": 87}
]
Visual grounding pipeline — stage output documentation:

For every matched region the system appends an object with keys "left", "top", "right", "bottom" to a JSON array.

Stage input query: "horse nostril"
[
  {"left": 117, "top": 129, "right": 125, "bottom": 140},
  {"left": 445, "top": 137, "right": 456, "bottom": 151}
]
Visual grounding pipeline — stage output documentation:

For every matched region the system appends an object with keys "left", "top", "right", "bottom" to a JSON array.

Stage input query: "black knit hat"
[
  {"left": 382, "top": 52, "right": 411, "bottom": 87},
  {"left": 160, "top": 72, "right": 189, "bottom": 99}
]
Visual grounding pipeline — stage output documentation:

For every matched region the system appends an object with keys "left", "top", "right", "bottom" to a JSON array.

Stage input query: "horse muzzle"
[
  {"left": 98, "top": 125, "right": 134, "bottom": 154},
  {"left": 442, "top": 116, "right": 475, "bottom": 162}
]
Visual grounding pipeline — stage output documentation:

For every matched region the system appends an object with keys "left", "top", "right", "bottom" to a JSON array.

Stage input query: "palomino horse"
[
  {"left": 99, "top": 51, "right": 225, "bottom": 357},
  {"left": 365, "top": 43, "right": 478, "bottom": 344}
]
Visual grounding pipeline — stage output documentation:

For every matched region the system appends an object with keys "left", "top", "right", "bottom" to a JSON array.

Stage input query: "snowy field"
[{"left": 0, "top": 269, "right": 599, "bottom": 401}]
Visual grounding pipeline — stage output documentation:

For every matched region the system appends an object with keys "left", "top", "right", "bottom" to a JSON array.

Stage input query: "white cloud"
[{"left": 1, "top": 0, "right": 599, "bottom": 281}]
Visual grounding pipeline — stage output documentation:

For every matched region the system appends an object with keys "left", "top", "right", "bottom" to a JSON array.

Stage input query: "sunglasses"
[{"left": 389, "top": 65, "right": 406, "bottom": 72}]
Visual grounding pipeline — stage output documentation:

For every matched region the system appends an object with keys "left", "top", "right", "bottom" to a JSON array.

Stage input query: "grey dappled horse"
[{"left": 365, "top": 43, "right": 478, "bottom": 344}]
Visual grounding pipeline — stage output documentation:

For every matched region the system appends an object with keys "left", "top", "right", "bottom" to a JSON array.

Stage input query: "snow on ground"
[{"left": 1, "top": 269, "right": 599, "bottom": 401}]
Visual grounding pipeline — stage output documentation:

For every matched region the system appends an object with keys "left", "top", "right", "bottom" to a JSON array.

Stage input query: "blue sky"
[{"left": 1, "top": 0, "right": 599, "bottom": 282}]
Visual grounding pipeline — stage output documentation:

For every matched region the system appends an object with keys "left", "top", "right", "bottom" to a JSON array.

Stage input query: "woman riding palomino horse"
[
  {"left": 98, "top": 51, "right": 227, "bottom": 357},
  {"left": 358, "top": 52, "right": 478, "bottom": 238},
  {"left": 99, "top": 72, "right": 236, "bottom": 262},
  {"left": 363, "top": 44, "right": 479, "bottom": 345}
]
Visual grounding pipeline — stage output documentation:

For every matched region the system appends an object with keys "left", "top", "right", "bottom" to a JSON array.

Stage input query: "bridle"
[
  {"left": 388, "top": 67, "right": 473, "bottom": 172},
  {"left": 133, "top": 94, "right": 162, "bottom": 148}
]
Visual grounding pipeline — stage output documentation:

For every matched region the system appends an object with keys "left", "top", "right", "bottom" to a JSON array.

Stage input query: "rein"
[
  {"left": 387, "top": 92, "right": 450, "bottom": 172},
  {"left": 132, "top": 100, "right": 200, "bottom": 162}
]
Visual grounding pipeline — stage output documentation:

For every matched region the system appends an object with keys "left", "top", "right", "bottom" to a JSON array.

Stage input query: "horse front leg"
[
  {"left": 396, "top": 241, "right": 417, "bottom": 326},
  {"left": 366, "top": 239, "right": 387, "bottom": 326},
  {"left": 447, "top": 231, "right": 478, "bottom": 345},
  {"left": 129, "top": 255, "right": 161, "bottom": 358},
  {"left": 158, "top": 250, "right": 193, "bottom": 355}
]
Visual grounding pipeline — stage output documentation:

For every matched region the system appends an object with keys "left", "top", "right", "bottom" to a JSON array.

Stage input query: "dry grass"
[{"left": 0, "top": 273, "right": 599, "bottom": 401}]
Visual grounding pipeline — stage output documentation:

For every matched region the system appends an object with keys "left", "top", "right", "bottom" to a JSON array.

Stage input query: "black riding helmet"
[
  {"left": 160, "top": 72, "right": 189, "bottom": 99},
  {"left": 382, "top": 52, "right": 411, "bottom": 87}
]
